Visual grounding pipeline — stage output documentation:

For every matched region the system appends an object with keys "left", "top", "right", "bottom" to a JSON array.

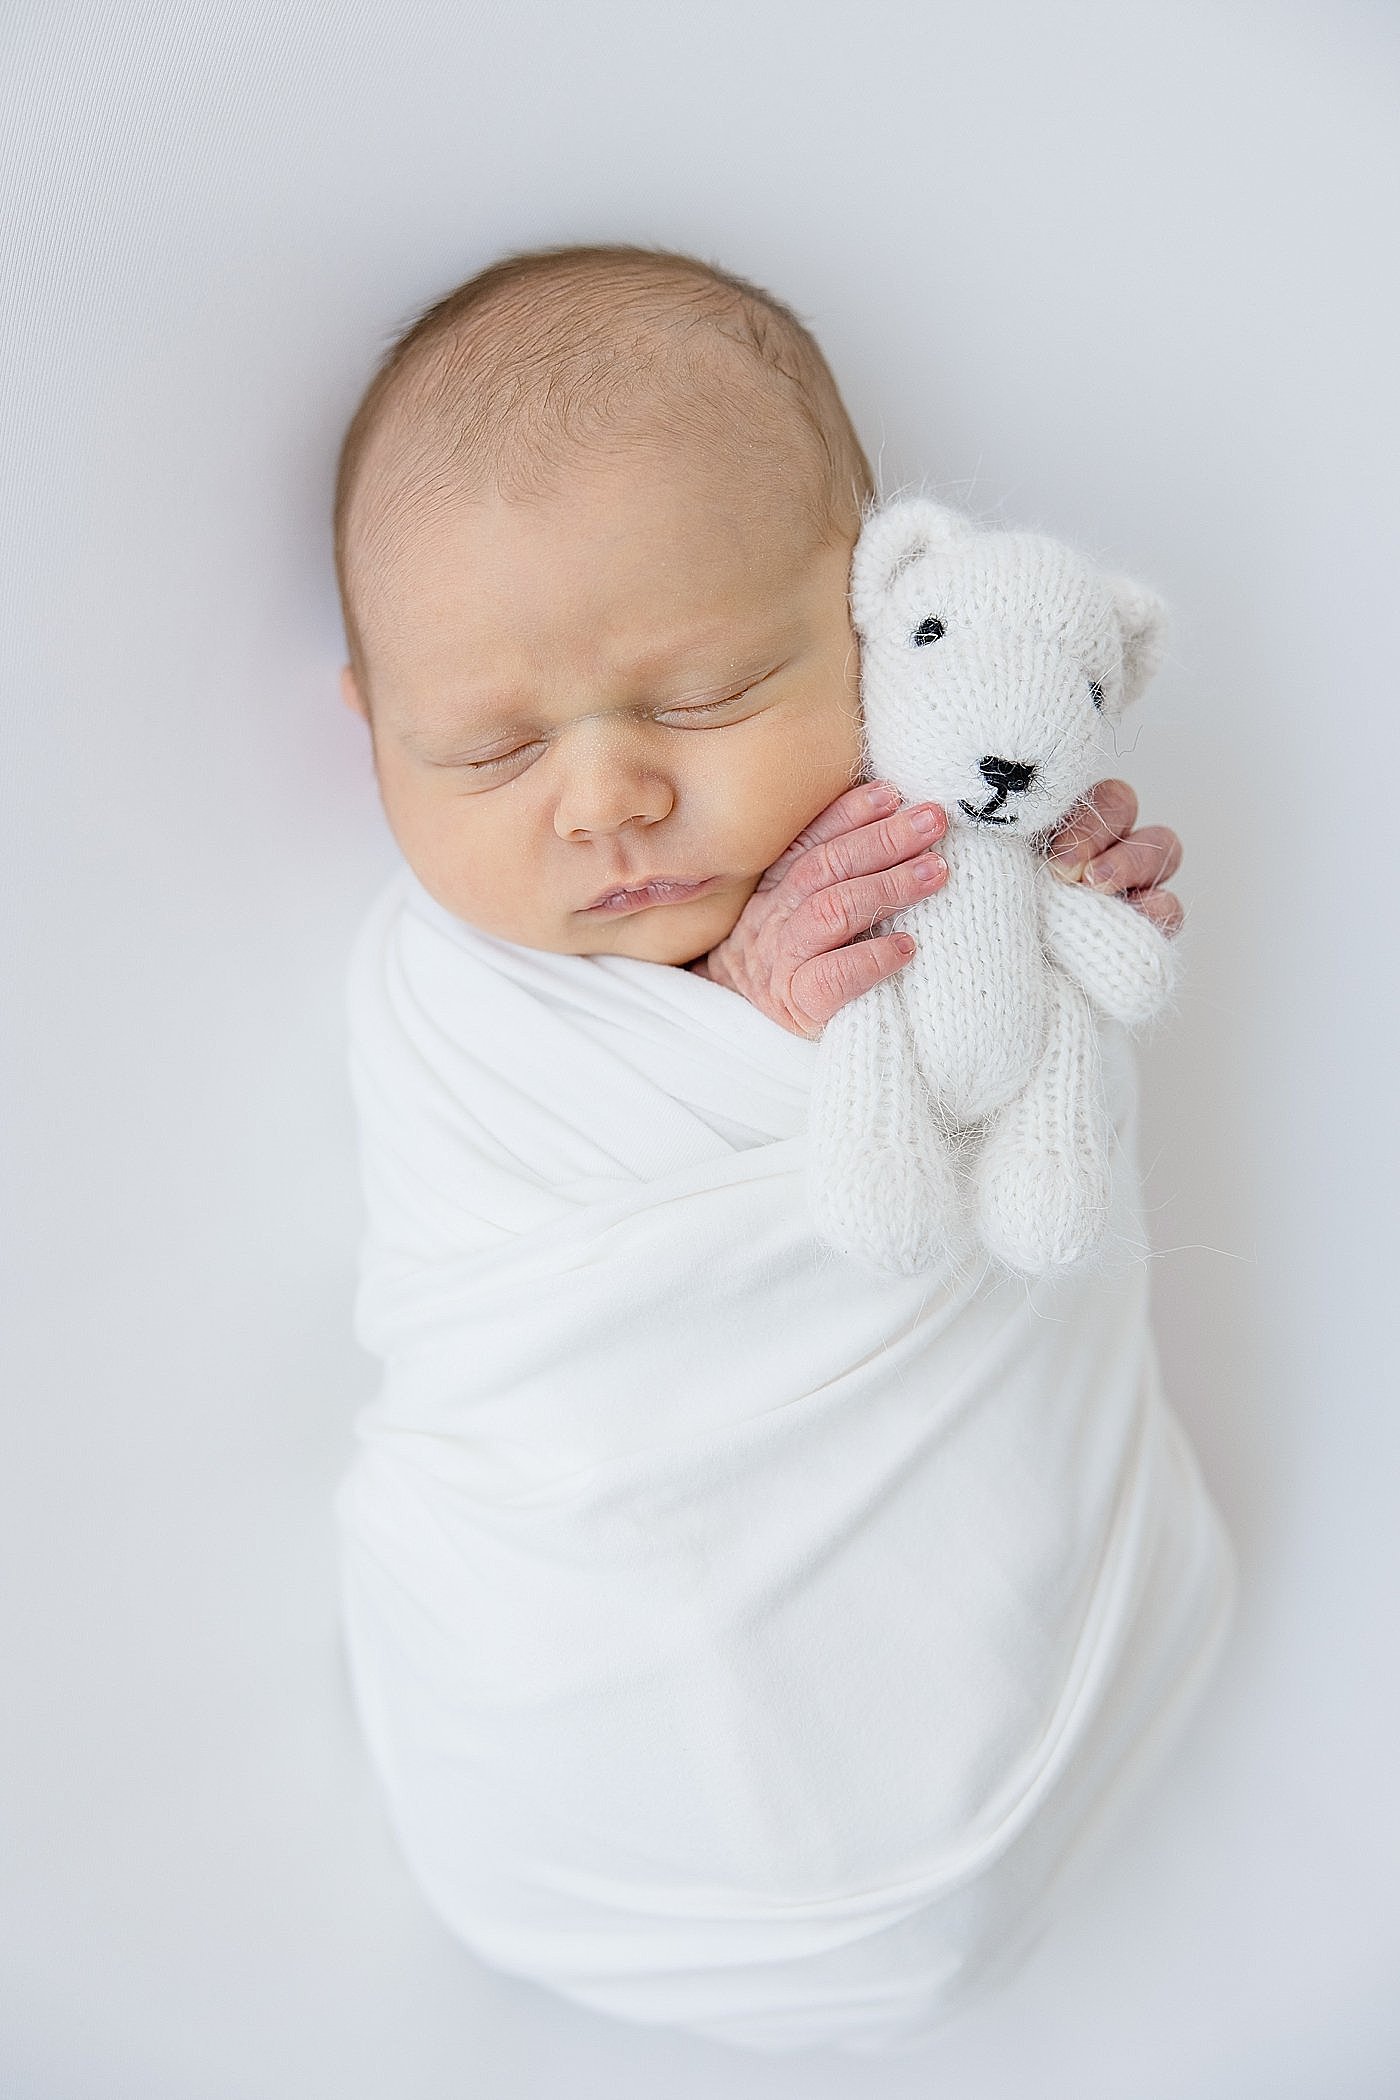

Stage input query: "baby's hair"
[{"left": 332, "top": 241, "right": 876, "bottom": 706}]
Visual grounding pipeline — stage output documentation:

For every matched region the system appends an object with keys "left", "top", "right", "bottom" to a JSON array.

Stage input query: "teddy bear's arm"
[{"left": 1037, "top": 866, "right": 1178, "bottom": 1026}]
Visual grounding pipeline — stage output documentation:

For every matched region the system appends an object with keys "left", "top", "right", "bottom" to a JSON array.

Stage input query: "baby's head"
[{"left": 333, "top": 243, "right": 876, "bottom": 964}]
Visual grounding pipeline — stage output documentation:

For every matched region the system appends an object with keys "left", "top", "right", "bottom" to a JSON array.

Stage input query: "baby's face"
[{"left": 342, "top": 442, "right": 866, "bottom": 964}]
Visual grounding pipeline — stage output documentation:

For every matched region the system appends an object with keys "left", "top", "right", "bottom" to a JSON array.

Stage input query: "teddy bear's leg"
[
  {"left": 806, "top": 970, "right": 966, "bottom": 1277},
  {"left": 972, "top": 967, "right": 1112, "bottom": 1275}
]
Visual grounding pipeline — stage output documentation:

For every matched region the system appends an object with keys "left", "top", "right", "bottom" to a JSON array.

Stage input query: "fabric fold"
[{"left": 334, "top": 860, "right": 1236, "bottom": 2051}]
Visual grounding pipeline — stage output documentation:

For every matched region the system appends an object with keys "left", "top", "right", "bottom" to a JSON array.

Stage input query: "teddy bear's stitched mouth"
[{"left": 959, "top": 799, "right": 1019, "bottom": 826}]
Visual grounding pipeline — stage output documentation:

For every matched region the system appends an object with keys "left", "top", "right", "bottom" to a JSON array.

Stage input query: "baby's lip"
[{"left": 582, "top": 874, "right": 717, "bottom": 912}]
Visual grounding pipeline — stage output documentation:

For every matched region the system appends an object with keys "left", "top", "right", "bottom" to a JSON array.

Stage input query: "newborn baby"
[{"left": 330, "top": 242, "right": 1236, "bottom": 2055}]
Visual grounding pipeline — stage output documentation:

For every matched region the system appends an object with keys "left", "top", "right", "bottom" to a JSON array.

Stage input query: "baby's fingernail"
[
  {"left": 865, "top": 782, "right": 898, "bottom": 810},
  {"left": 1049, "top": 855, "right": 1086, "bottom": 882}
]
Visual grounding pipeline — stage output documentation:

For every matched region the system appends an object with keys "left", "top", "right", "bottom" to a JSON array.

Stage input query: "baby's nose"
[{"left": 979, "top": 756, "right": 1036, "bottom": 794}]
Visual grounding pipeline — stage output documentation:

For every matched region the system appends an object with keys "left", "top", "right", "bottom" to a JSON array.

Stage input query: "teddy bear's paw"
[
  {"left": 973, "top": 1122, "right": 1112, "bottom": 1275},
  {"left": 1108, "top": 908, "right": 1179, "bottom": 1028}
]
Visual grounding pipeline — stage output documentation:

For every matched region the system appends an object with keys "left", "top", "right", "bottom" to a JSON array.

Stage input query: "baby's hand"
[
  {"left": 688, "top": 782, "right": 947, "bottom": 1039},
  {"left": 1044, "top": 778, "right": 1185, "bottom": 937},
  {"left": 689, "top": 776, "right": 1184, "bottom": 1038}
]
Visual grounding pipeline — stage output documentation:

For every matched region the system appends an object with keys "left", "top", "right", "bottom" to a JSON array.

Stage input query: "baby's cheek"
[
  {"left": 787, "top": 682, "right": 868, "bottom": 823},
  {"left": 761, "top": 755, "right": 866, "bottom": 869},
  {"left": 722, "top": 702, "right": 864, "bottom": 870},
  {"left": 705, "top": 872, "right": 761, "bottom": 942}
]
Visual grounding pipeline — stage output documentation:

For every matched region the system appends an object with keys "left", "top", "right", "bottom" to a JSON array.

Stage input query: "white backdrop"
[{"left": 4, "top": 3, "right": 1398, "bottom": 2094}]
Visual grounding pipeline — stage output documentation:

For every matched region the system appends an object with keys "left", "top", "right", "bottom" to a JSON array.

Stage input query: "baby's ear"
[
  {"left": 1108, "top": 574, "right": 1169, "bottom": 708},
  {"left": 849, "top": 497, "right": 974, "bottom": 634}
]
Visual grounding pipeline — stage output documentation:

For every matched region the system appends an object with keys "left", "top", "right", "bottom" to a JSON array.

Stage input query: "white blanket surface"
[{"left": 334, "top": 863, "right": 1236, "bottom": 2054}]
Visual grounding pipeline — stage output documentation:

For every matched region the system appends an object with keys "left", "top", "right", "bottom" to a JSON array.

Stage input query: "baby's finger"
[
  {"left": 781, "top": 802, "right": 945, "bottom": 914},
  {"left": 1083, "top": 826, "right": 1183, "bottom": 895},
  {"left": 1046, "top": 778, "right": 1139, "bottom": 877},
  {"left": 789, "top": 932, "right": 914, "bottom": 1036},
  {"left": 786, "top": 841, "right": 947, "bottom": 962},
  {"left": 1123, "top": 887, "right": 1185, "bottom": 937},
  {"left": 762, "top": 781, "right": 903, "bottom": 887}
]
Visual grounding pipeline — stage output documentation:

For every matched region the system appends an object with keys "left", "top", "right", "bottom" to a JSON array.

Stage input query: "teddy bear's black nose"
[{"left": 979, "top": 756, "right": 1036, "bottom": 795}]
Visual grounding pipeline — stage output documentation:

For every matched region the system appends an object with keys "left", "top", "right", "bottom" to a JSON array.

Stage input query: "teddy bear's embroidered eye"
[
  {"left": 912, "top": 616, "right": 945, "bottom": 646},
  {"left": 1088, "top": 679, "right": 1105, "bottom": 712}
]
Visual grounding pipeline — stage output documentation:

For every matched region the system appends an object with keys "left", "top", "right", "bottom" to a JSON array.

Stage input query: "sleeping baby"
[{"left": 329, "top": 240, "right": 1237, "bottom": 2055}]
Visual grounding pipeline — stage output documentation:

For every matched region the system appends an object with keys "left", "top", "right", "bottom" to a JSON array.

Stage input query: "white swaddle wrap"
[{"left": 334, "top": 862, "right": 1237, "bottom": 2054}]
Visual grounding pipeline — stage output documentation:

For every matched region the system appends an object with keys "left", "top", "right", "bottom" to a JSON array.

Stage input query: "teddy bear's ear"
[
  {"left": 849, "top": 497, "right": 974, "bottom": 634},
  {"left": 1108, "top": 573, "right": 1169, "bottom": 708}
]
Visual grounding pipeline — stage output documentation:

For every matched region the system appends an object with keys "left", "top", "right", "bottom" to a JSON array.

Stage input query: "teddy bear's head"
[{"left": 848, "top": 497, "right": 1168, "bottom": 838}]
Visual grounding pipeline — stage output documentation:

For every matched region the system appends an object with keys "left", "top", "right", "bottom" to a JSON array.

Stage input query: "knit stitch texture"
[{"left": 807, "top": 497, "right": 1178, "bottom": 1278}]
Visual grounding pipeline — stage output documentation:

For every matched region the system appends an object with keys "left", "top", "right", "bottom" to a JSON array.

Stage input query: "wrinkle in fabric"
[{"left": 334, "top": 863, "right": 1236, "bottom": 2051}]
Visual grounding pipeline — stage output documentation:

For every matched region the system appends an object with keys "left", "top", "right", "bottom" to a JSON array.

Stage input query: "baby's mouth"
[{"left": 583, "top": 876, "right": 719, "bottom": 915}]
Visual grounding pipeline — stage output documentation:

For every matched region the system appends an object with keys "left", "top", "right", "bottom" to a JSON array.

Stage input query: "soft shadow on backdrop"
[{"left": 3, "top": 3, "right": 1397, "bottom": 2095}]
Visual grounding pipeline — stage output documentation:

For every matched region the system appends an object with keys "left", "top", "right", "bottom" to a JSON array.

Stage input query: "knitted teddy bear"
[{"left": 806, "top": 496, "right": 1178, "bottom": 1279}]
